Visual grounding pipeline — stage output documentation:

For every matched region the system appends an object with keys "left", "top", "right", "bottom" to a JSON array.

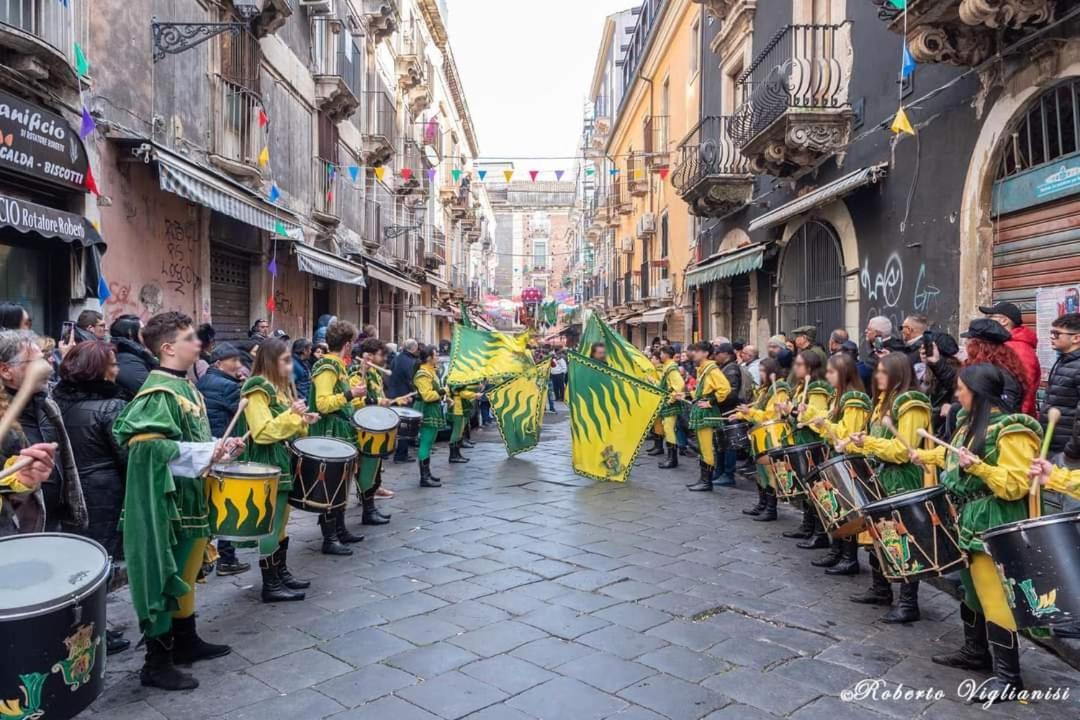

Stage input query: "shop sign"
[
  {"left": 0, "top": 90, "right": 89, "bottom": 192},
  {"left": 993, "top": 152, "right": 1080, "bottom": 216},
  {"left": 0, "top": 191, "right": 92, "bottom": 245}
]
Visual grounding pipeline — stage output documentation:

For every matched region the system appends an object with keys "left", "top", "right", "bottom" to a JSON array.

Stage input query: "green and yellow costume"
[
  {"left": 653, "top": 360, "right": 685, "bottom": 445},
  {"left": 740, "top": 380, "right": 791, "bottom": 489},
  {"left": 113, "top": 370, "right": 213, "bottom": 637},
  {"left": 857, "top": 391, "right": 932, "bottom": 496},
  {"left": 309, "top": 353, "right": 369, "bottom": 491},
  {"left": 687, "top": 361, "right": 731, "bottom": 469},
  {"left": 1046, "top": 465, "right": 1080, "bottom": 498},
  {"left": 449, "top": 385, "right": 478, "bottom": 444},
  {"left": 414, "top": 365, "right": 446, "bottom": 462},
  {"left": 802, "top": 390, "right": 872, "bottom": 447},
  {"left": 790, "top": 380, "right": 834, "bottom": 445}
]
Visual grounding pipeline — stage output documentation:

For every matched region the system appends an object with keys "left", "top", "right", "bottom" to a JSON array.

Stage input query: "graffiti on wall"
[
  {"left": 861, "top": 252, "right": 942, "bottom": 331},
  {"left": 162, "top": 219, "right": 199, "bottom": 296},
  {"left": 273, "top": 288, "right": 293, "bottom": 316},
  {"left": 103, "top": 282, "right": 165, "bottom": 323}
]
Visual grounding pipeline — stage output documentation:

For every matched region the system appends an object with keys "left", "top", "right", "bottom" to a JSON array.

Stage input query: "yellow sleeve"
[
  {"left": 742, "top": 408, "right": 769, "bottom": 423},
  {"left": 245, "top": 390, "right": 305, "bottom": 445},
  {"left": 806, "top": 391, "right": 830, "bottom": 414},
  {"left": 743, "top": 388, "right": 788, "bottom": 423},
  {"left": 667, "top": 370, "right": 685, "bottom": 397},
  {"left": 862, "top": 407, "right": 929, "bottom": 464},
  {"left": 705, "top": 370, "right": 731, "bottom": 404},
  {"left": 966, "top": 432, "right": 1039, "bottom": 501},
  {"left": 0, "top": 455, "right": 33, "bottom": 494},
  {"left": 1047, "top": 466, "right": 1080, "bottom": 499},
  {"left": 461, "top": 388, "right": 478, "bottom": 401},
  {"left": 415, "top": 373, "right": 441, "bottom": 403},
  {"left": 348, "top": 374, "right": 366, "bottom": 410},
  {"left": 914, "top": 446, "right": 947, "bottom": 469},
  {"left": 808, "top": 405, "right": 869, "bottom": 444},
  {"left": 313, "top": 368, "right": 349, "bottom": 415}
]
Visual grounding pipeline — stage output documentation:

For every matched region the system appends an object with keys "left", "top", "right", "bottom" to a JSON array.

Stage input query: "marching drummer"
[
  {"left": 357, "top": 337, "right": 401, "bottom": 526},
  {"left": 685, "top": 342, "right": 732, "bottom": 493},
  {"left": 414, "top": 346, "right": 447, "bottom": 488},
  {"left": 912, "top": 364, "right": 1041, "bottom": 706},
  {"left": 653, "top": 345, "right": 685, "bottom": 471},
  {"left": 734, "top": 357, "right": 790, "bottom": 522},
  {"left": 308, "top": 320, "right": 367, "bottom": 556},
  {"left": 235, "top": 337, "right": 319, "bottom": 604}
]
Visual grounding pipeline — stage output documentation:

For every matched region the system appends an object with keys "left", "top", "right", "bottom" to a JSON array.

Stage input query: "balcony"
[
  {"left": 362, "top": 88, "right": 396, "bottom": 166},
  {"left": 361, "top": 196, "right": 385, "bottom": 253},
  {"left": 729, "top": 23, "right": 853, "bottom": 177},
  {"left": 397, "top": 32, "right": 425, "bottom": 91},
  {"left": 643, "top": 115, "right": 670, "bottom": 170},
  {"left": 312, "top": 18, "right": 361, "bottom": 120},
  {"left": 419, "top": 118, "right": 443, "bottom": 165},
  {"left": 395, "top": 139, "right": 422, "bottom": 195},
  {"left": 0, "top": 0, "right": 83, "bottom": 90},
  {"left": 312, "top": 157, "right": 341, "bottom": 225},
  {"left": 627, "top": 153, "right": 648, "bottom": 197},
  {"left": 425, "top": 226, "right": 446, "bottom": 269},
  {"left": 870, "top": 0, "right": 1054, "bottom": 66},
  {"left": 611, "top": 177, "right": 632, "bottom": 216},
  {"left": 210, "top": 74, "right": 264, "bottom": 180},
  {"left": 362, "top": 0, "right": 399, "bottom": 45},
  {"left": 672, "top": 116, "right": 753, "bottom": 217},
  {"left": 406, "top": 69, "right": 433, "bottom": 116}
]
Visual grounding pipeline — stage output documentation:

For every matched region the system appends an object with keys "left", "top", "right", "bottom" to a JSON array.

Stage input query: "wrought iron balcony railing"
[
  {"left": 312, "top": 16, "right": 362, "bottom": 118},
  {"left": 0, "top": 0, "right": 83, "bottom": 87},
  {"left": 672, "top": 116, "right": 753, "bottom": 216},
  {"left": 312, "top": 157, "right": 341, "bottom": 222},
  {"left": 362, "top": 87, "right": 397, "bottom": 164},
  {"left": 211, "top": 74, "right": 263, "bottom": 176},
  {"left": 643, "top": 115, "right": 670, "bottom": 168}
]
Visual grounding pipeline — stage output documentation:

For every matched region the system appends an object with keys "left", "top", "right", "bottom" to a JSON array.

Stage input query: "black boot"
[
  {"left": 372, "top": 468, "right": 391, "bottom": 520},
  {"left": 646, "top": 435, "right": 665, "bottom": 456},
  {"left": 783, "top": 505, "right": 815, "bottom": 539},
  {"left": 658, "top": 444, "right": 678, "bottom": 469},
  {"left": 260, "top": 556, "right": 305, "bottom": 603},
  {"left": 319, "top": 513, "right": 353, "bottom": 556},
  {"left": 742, "top": 484, "right": 767, "bottom": 516},
  {"left": 275, "top": 537, "right": 310, "bottom": 590},
  {"left": 811, "top": 538, "right": 843, "bottom": 568},
  {"left": 850, "top": 556, "right": 893, "bottom": 605},
  {"left": 753, "top": 489, "right": 778, "bottom": 521},
  {"left": 140, "top": 632, "right": 198, "bottom": 691},
  {"left": 362, "top": 489, "right": 390, "bottom": 525},
  {"left": 449, "top": 442, "right": 470, "bottom": 463},
  {"left": 797, "top": 512, "right": 830, "bottom": 549},
  {"left": 335, "top": 509, "right": 365, "bottom": 544},
  {"left": 825, "top": 538, "right": 861, "bottom": 576},
  {"left": 687, "top": 461, "right": 714, "bottom": 492},
  {"left": 932, "top": 604, "right": 992, "bottom": 671},
  {"left": 420, "top": 458, "right": 442, "bottom": 487},
  {"left": 171, "top": 615, "right": 231, "bottom": 665},
  {"left": 972, "top": 621, "right": 1024, "bottom": 705},
  {"left": 106, "top": 629, "right": 131, "bottom": 655},
  {"left": 881, "top": 580, "right": 921, "bottom": 623}
]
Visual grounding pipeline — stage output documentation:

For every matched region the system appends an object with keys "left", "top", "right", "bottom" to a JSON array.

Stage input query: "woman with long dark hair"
[
  {"left": 236, "top": 337, "right": 320, "bottom": 603},
  {"left": 413, "top": 345, "right": 446, "bottom": 488},
  {"left": 847, "top": 351, "right": 931, "bottom": 623},
  {"left": 962, "top": 322, "right": 1027, "bottom": 414},
  {"left": 0, "top": 302, "right": 30, "bottom": 330},
  {"left": 735, "top": 357, "right": 790, "bottom": 521},
  {"left": 915, "top": 364, "right": 1040, "bottom": 705},
  {"left": 780, "top": 350, "right": 834, "bottom": 547}
]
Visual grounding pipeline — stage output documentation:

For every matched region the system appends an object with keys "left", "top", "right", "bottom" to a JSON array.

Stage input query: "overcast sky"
[{"left": 446, "top": 0, "right": 637, "bottom": 171}]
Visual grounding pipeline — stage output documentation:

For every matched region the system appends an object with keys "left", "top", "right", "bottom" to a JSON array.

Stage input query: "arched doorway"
[{"left": 778, "top": 219, "right": 845, "bottom": 337}]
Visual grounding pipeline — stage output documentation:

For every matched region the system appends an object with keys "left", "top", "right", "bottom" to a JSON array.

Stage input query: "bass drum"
[
  {"left": 288, "top": 436, "right": 358, "bottom": 512},
  {"left": 0, "top": 534, "right": 109, "bottom": 720},
  {"left": 720, "top": 421, "right": 751, "bottom": 453},
  {"left": 765, "top": 442, "right": 830, "bottom": 501},
  {"left": 862, "top": 486, "right": 966, "bottom": 582},
  {"left": 353, "top": 406, "right": 400, "bottom": 458},
  {"left": 804, "top": 455, "right": 886, "bottom": 538},
  {"left": 982, "top": 510, "right": 1080, "bottom": 629},
  {"left": 393, "top": 407, "right": 423, "bottom": 441}
]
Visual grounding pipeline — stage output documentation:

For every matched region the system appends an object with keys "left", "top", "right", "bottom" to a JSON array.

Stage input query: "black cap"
[
  {"left": 960, "top": 318, "right": 1011, "bottom": 344},
  {"left": 933, "top": 332, "right": 959, "bottom": 357},
  {"left": 839, "top": 340, "right": 859, "bottom": 354},
  {"left": 211, "top": 342, "right": 242, "bottom": 363},
  {"left": 713, "top": 342, "right": 735, "bottom": 355},
  {"left": 978, "top": 302, "right": 1023, "bottom": 327}
]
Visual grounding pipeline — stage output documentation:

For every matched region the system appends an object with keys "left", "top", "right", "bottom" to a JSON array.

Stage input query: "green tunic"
[
  {"left": 869, "top": 390, "right": 931, "bottom": 496},
  {"left": 942, "top": 412, "right": 1040, "bottom": 553},
  {"left": 657, "top": 364, "right": 682, "bottom": 418},
  {"left": 307, "top": 356, "right": 355, "bottom": 443},
  {"left": 236, "top": 377, "right": 294, "bottom": 489},
  {"left": 414, "top": 367, "right": 447, "bottom": 429},
  {"left": 688, "top": 362, "right": 725, "bottom": 430},
  {"left": 113, "top": 370, "right": 212, "bottom": 636},
  {"left": 792, "top": 380, "right": 835, "bottom": 445}
]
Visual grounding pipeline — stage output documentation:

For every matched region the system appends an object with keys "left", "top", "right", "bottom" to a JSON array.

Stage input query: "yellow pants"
[
  {"left": 697, "top": 429, "right": 715, "bottom": 467},
  {"left": 962, "top": 551, "right": 1017, "bottom": 631},
  {"left": 172, "top": 537, "right": 209, "bottom": 621},
  {"left": 653, "top": 418, "right": 677, "bottom": 444}
]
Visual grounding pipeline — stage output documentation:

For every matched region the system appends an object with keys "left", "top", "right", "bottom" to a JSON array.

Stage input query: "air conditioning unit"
[
  {"left": 620, "top": 237, "right": 634, "bottom": 254},
  {"left": 654, "top": 278, "right": 673, "bottom": 299},
  {"left": 636, "top": 212, "right": 656, "bottom": 240},
  {"left": 299, "top": 0, "right": 334, "bottom": 14}
]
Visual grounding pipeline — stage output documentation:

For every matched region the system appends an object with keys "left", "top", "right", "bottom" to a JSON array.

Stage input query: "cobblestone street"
[{"left": 85, "top": 411, "right": 1078, "bottom": 720}]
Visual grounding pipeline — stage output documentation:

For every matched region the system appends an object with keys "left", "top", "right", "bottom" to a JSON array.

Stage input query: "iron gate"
[{"left": 777, "top": 220, "right": 844, "bottom": 337}]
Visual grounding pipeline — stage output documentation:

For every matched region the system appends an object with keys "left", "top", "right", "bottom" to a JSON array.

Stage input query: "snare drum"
[
  {"left": 392, "top": 406, "right": 423, "bottom": 440},
  {"left": 207, "top": 462, "right": 281, "bottom": 540},
  {"left": 353, "top": 406, "right": 400, "bottom": 458},
  {"left": 982, "top": 510, "right": 1080, "bottom": 629},
  {"left": 862, "top": 486, "right": 966, "bottom": 582},
  {"left": 0, "top": 534, "right": 108, "bottom": 720},
  {"left": 749, "top": 420, "right": 792, "bottom": 462},
  {"left": 721, "top": 421, "right": 751, "bottom": 453},
  {"left": 804, "top": 455, "right": 886, "bottom": 538},
  {"left": 288, "top": 437, "right": 358, "bottom": 512},
  {"left": 766, "top": 442, "right": 830, "bottom": 501}
]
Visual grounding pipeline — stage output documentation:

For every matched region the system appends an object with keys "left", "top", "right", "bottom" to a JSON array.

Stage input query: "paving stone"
[
  {"left": 448, "top": 619, "right": 548, "bottom": 657},
  {"left": 429, "top": 599, "right": 512, "bottom": 630},
  {"left": 230, "top": 626, "right": 318, "bottom": 664},
  {"left": 637, "top": 645, "right": 730, "bottom": 683},
  {"left": 245, "top": 648, "right": 353, "bottom": 692},
  {"left": 789, "top": 695, "right": 889, "bottom": 720},
  {"left": 563, "top": 552, "right": 628, "bottom": 572},
  {"left": 617, "top": 674, "right": 730, "bottom": 720},
  {"left": 555, "top": 570, "right": 629, "bottom": 592},
  {"left": 364, "top": 591, "right": 449, "bottom": 622},
  {"left": 82, "top": 700, "right": 168, "bottom": 720},
  {"left": 578, "top": 624, "right": 670, "bottom": 660},
  {"left": 425, "top": 579, "right": 496, "bottom": 603},
  {"left": 703, "top": 703, "right": 783, "bottom": 720},
  {"left": 221, "top": 688, "right": 345, "bottom": 720},
  {"left": 406, "top": 567, "right": 475, "bottom": 588},
  {"left": 509, "top": 637, "right": 597, "bottom": 669},
  {"left": 325, "top": 695, "right": 440, "bottom": 720},
  {"left": 460, "top": 655, "right": 557, "bottom": 694},
  {"left": 396, "top": 671, "right": 509, "bottom": 720},
  {"left": 462, "top": 706, "right": 538, "bottom": 720},
  {"left": 478, "top": 589, "right": 550, "bottom": 615},
  {"left": 297, "top": 607, "right": 389, "bottom": 640},
  {"left": 645, "top": 620, "right": 732, "bottom": 651},
  {"left": 451, "top": 558, "right": 510, "bottom": 575},
  {"left": 519, "top": 604, "right": 610, "bottom": 639},
  {"left": 599, "top": 580, "right": 664, "bottom": 602},
  {"left": 524, "top": 558, "right": 578, "bottom": 578},
  {"left": 315, "top": 664, "right": 420, "bottom": 707},
  {"left": 514, "top": 579, "right": 573, "bottom": 600},
  {"left": 145, "top": 671, "right": 278, "bottom": 719},
  {"left": 470, "top": 568, "right": 544, "bottom": 592},
  {"left": 322, "top": 627, "right": 415, "bottom": 667},
  {"left": 703, "top": 668, "right": 823, "bottom": 715},
  {"left": 554, "top": 652, "right": 656, "bottom": 693},
  {"left": 706, "top": 637, "right": 801, "bottom": 669},
  {"left": 385, "top": 642, "right": 481, "bottom": 678},
  {"left": 548, "top": 588, "right": 623, "bottom": 613},
  {"left": 507, "top": 677, "right": 629, "bottom": 720},
  {"left": 592, "top": 603, "right": 674, "bottom": 632},
  {"left": 383, "top": 615, "right": 465, "bottom": 645}
]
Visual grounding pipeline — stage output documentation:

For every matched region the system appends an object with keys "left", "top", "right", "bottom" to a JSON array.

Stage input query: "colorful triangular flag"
[
  {"left": 348, "top": 165, "right": 359, "bottom": 183},
  {"left": 585, "top": 167, "right": 595, "bottom": 176},
  {"left": 267, "top": 184, "right": 280, "bottom": 202},
  {"left": 891, "top": 106, "right": 915, "bottom": 135},
  {"left": 266, "top": 294, "right": 276, "bottom": 313},
  {"left": 658, "top": 167, "right": 670, "bottom": 181},
  {"left": 633, "top": 167, "right": 644, "bottom": 179},
  {"left": 901, "top": 44, "right": 917, "bottom": 80},
  {"left": 503, "top": 170, "right": 514, "bottom": 182},
  {"left": 268, "top": 257, "right": 278, "bottom": 277},
  {"left": 888, "top": 0, "right": 907, "bottom": 8},
  {"left": 73, "top": 42, "right": 89, "bottom": 77},
  {"left": 374, "top": 166, "right": 385, "bottom": 181},
  {"left": 258, "top": 108, "right": 269, "bottom": 128},
  {"left": 97, "top": 275, "right": 111, "bottom": 303},
  {"left": 258, "top": 146, "right": 270, "bottom": 167},
  {"left": 426, "top": 168, "right": 436, "bottom": 182},
  {"left": 79, "top": 107, "right": 96, "bottom": 140},
  {"left": 478, "top": 170, "right": 487, "bottom": 181},
  {"left": 274, "top": 220, "right": 287, "bottom": 236},
  {"left": 609, "top": 168, "right": 619, "bottom": 176},
  {"left": 85, "top": 165, "right": 100, "bottom": 195},
  {"left": 452, "top": 169, "right": 462, "bottom": 183},
  {"left": 529, "top": 170, "right": 539, "bottom": 182},
  {"left": 402, "top": 167, "right": 413, "bottom": 181},
  {"left": 555, "top": 170, "right": 565, "bottom": 181}
]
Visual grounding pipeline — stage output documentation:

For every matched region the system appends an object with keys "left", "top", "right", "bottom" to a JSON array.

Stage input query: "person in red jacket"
[{"left": 979, "top": 302, "right": 1040, "bottom": 415}]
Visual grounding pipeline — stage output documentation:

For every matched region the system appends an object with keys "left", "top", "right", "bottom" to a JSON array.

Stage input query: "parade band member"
[
  {"left": 737, "top": 357, "right": 789, "bottom": 521},
  {"left": 846, "top": 352, "right": 931, "bottom": 623},
  {"left": 414, "top": 346, "right": 446, "bottom": 488},
  {"left": 655, "top": 346, "right": 684, "bottom": 470},
  {"left": 712, "top": 344, "right": 744, "bottom": 487},
  {"left": 916, "top": 365, "right": 1040, "bottom": 704},
  {"left": 589, "top": 342, "right": 607, "bottom": 364},
  {"left": 357, "top": 338, "right": 395, "bottom": 525},
  {"left": 308, "top": 321, "right": 366, "bottom": 555},
  {"left": 113, "top": 312, "right": 242, "bottom": 691},
  {"left": 448, "top": 383, "right": 477, "bottom": 464},
  {"left": 782, "top": 351, "right": 833, "bottom": 548},
  {"left": 687, "top": 341, "right": 732, "bottom": 493},
  {"left": 237, "top": 338, "right": 319, "bottom": 603},
  {"left": 802, "top": 352, "right": 871, "bottom": 575}
]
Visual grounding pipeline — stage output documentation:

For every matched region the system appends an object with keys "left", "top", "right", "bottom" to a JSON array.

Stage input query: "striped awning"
[
  {"left": 748, "top": 163, "right": 888, "bottom": 232},
  {"left": 153, "top": 146, "right": 304, "bottom": 241},
  {"left": 295, "top": 244, "right": 366, "bottom": 286},
  {"left": 641, "top": 306, "right": 672, "bottom": 324},
  {"left": 685, "top": 245, "right": 765, "bottom": 289},
  {"left": 366, "top": 258, "right": 422, "bottom": 294}
]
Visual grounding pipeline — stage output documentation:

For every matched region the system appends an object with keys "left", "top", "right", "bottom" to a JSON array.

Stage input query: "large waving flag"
[
  {"left": 568, "top": 351, "right": 665, "bottom": 483},
  {"left": 446, "top": 324, "right": 533, "bottom": 388},
  {"left": 578, "top": 314, "right": 657, "bottom": 383},
  {"left": 489, "top": 362, "right": 550, "bottom": 456}
]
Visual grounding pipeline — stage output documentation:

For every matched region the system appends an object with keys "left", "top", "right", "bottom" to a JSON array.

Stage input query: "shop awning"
[
  {"left": 295, "top": 244, "right": 365, "bottom": 286},
  {"left": 365, "top": 258, "right": 421, "bottom": 294},
  {"left": 748, "top": 163, "right": 889, "bottom": 232},
  {"left": 685, "top": 245, "right": 765, "bottom": 289},
  {"left": 150, "top": 144, "right": 305, "bottom": 241},
  {"left": 624, "top": 313, "right": 644, "bottom": 326},
  {"left": 641, "top": 306, "right": 672, "bottom": 324}
]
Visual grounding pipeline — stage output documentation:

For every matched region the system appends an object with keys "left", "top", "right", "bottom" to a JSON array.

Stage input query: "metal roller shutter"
[{"left": 210, "top": 245, "right": 251, "bottom": 341}]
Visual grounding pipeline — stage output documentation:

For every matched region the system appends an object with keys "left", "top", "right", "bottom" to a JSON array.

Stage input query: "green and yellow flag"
[
  {"left": 568, "top": 351, "right": 664, "bottom": 483},
  {"left": 578, "top": 313, "right": 657, "bottom": 383},
  {"left": 489, "top": 362, "right": 550, "bottom": 456},
  {"left": 446, "top": 324, "right": 533, "bottom": 388},
  {"left": 459, "top": 301, "right": 474, "bottom": 329}
]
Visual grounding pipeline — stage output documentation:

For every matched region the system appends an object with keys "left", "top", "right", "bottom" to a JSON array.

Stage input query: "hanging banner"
[
  {"left": 1036, "top": 285, "right": 1080, "bottom": 382},
  {"left": 0, "top": 89, "right": 90, "bottom": 192}
]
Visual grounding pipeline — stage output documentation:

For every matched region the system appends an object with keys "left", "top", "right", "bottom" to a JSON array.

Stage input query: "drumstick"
[
  {"left": 880, "top": 415, "right": 914, "bottom": 452},
  {"left": 916, "top": 428, "right": 964, "bottom": 455},
  {"left": 1030, "top": 408, "right": 1060, "bottom": 519},
  {"left": 220, "top": 398, "right": 249, "bottom": 441},
  {"left": 0, "top": 456, "right": 34, "bottom": 485},
  {"left": 0, "top": 359, "right": 51, "bottom": 445}
]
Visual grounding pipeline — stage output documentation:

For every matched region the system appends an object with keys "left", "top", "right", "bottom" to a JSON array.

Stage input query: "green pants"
[
  {"left": 258, "top": 498, "right": 291, "bottom": 557},
  {"left": 356, "top": 455, "right": 379, "bottom": 494},
  {"left": 450, "top": 414, "right": 466, "bottom": 443},
  {"left": 418, "top": 426, "right": 438, "bottom": 461}
]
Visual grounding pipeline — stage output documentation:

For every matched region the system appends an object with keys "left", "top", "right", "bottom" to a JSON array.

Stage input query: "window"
[
  {"left": 690, "top": 18, "right": 701, "bottom": 78},
  {"left": 660, "top": 212, "right": 669, "bottom": 281}
]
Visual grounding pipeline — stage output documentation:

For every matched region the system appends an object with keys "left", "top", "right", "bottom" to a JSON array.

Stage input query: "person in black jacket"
[
  {"left": 388, "top": 339, "right": 420, "bottom": 463},
  {"left": 921, "top": 332, "right": 960, "bottom": 436},
  {"left": 1043, "top": 313, "right": 1080, "bottom": 458},
  {"left": 292, "top": 338, "right": 313, "bottom": 400},
  {"left": 53, "top": 340, "right": 131, "bottom": 655},
  {"left": 111, "top": 314, "right": 156, "bottom": 400},
  {"left": 711, "top": 343, "right": 743, "bottom": 487}
]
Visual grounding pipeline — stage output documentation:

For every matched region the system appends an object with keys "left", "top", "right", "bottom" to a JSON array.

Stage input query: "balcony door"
[{"left": 778, "top": 220, "right": 843, "bottom": 340}]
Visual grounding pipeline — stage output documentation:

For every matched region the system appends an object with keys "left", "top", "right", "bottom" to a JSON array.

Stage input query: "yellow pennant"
[
  {"left": 503, "top": 170, "right": 514, "bottom": 183},
  {"left": 374, "top": 166, "right": 385, "bottom": 181},
  {"left": 634, "top": 167, "right": 644, "bottom": 179},
  {"left": 891, "top": 106, "right": 915, "bottom": 136},
  {"left": 258, "top": 146, "right": 270, "bottom": 167}
]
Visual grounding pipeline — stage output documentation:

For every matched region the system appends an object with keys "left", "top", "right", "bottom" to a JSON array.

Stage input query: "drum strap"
[{"left": 128, "top": 432, "right": 166, "bottom": 446}]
